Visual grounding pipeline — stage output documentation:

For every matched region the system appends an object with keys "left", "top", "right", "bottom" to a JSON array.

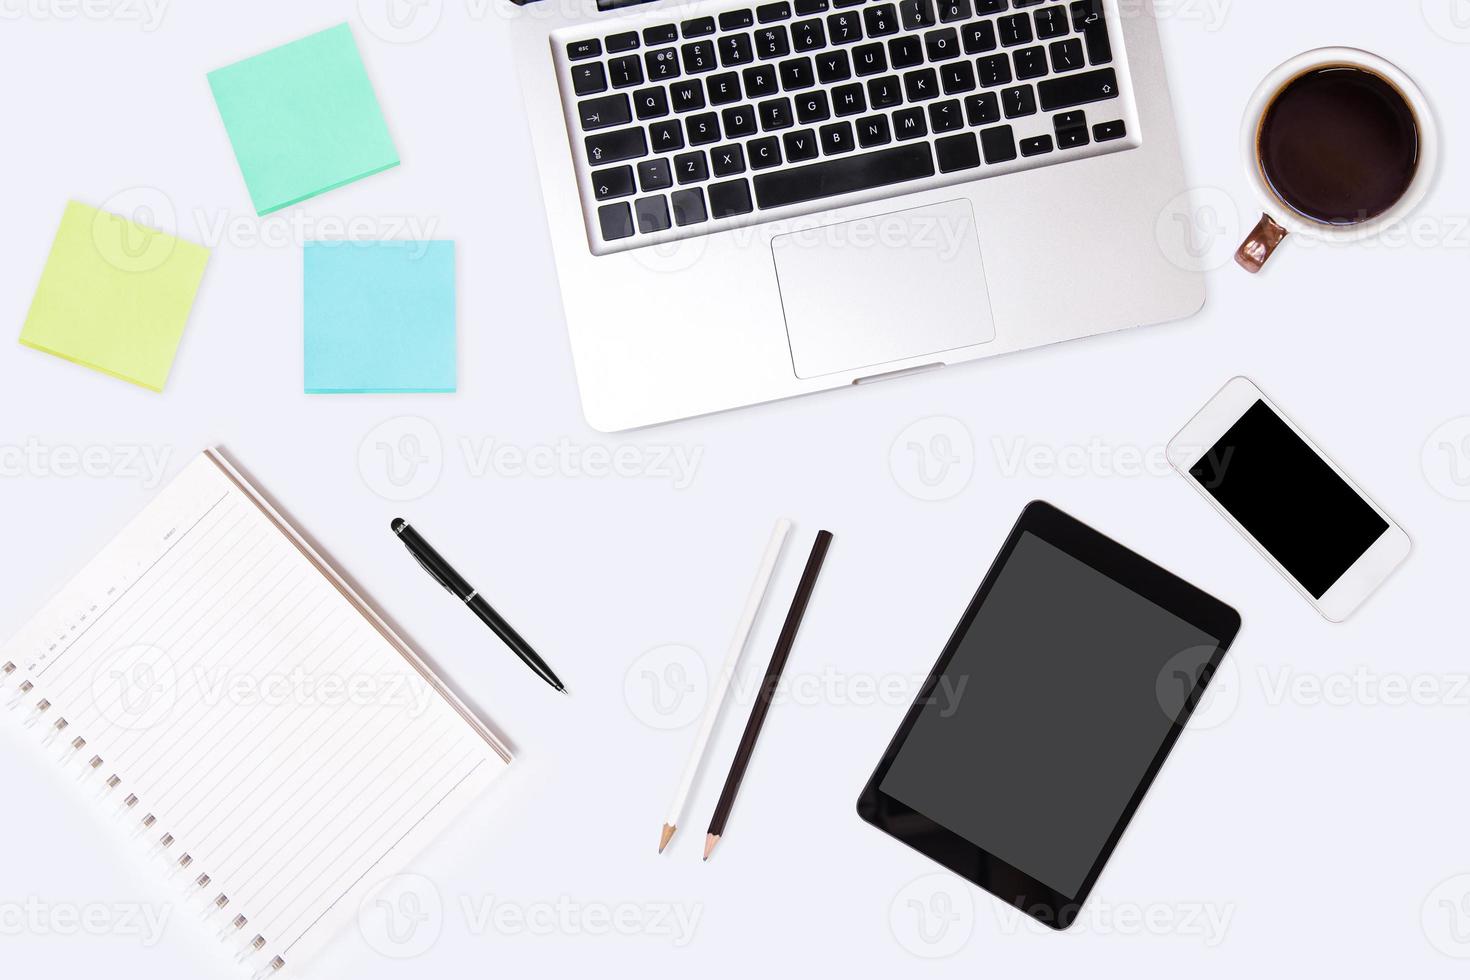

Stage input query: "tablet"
[{"left": 857, "top": 502, "right": 1240, "bottom": 930}]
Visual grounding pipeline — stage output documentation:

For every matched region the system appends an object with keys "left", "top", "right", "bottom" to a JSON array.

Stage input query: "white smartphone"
[{"left": 1168, "top": 377, "right": 1410, "bottom": 622}]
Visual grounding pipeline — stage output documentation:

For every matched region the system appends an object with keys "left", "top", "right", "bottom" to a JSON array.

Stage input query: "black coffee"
[{"left": 1258, "top": 66, "right": 1419, "bottom": 225}]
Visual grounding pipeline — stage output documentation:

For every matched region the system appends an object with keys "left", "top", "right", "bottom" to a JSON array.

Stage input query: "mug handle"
[{"left": 1235, "top": 213, "right": 1290, "bottom": 273}]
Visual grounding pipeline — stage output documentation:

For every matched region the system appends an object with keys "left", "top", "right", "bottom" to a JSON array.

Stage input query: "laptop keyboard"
[{"left": 556, "top": 0, "right": 1136, "bottom": 254}]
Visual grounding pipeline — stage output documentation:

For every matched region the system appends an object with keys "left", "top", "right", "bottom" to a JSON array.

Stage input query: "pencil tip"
[
  {"left": 703, "top": 834, "right": 719, "bottom": 861},
  {"left": 659, "top": 824, "right": 676, "bottom": 854}
]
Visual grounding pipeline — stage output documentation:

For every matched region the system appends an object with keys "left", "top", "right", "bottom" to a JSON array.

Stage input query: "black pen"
[{"left": 391, "top": 519, "right": 567, "bottom": 694}]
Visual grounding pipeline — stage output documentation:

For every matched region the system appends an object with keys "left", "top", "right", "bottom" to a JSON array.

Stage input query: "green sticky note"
[
  {"left": 20, "top": 201, "right": 210, "bottom": 392},
  {"left": 208, "top": 23, "right": 399, "bottom": 215},
  {"left": 304, "top": 241, "right": 456, "bottom": 394}
]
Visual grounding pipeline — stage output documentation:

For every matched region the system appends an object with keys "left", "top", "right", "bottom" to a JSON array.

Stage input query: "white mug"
[{"left": 1236, "top": 47, "right": 1438, "bottom": 273}]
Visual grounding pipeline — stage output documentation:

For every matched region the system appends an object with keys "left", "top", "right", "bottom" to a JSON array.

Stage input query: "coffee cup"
[{"left": 1236, "top": 47, "right": 1437, "bottom": 273}]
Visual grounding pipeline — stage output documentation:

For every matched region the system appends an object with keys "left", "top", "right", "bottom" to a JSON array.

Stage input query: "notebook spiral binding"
[{"left": 2, "top": 661, "right": 287, "bottom": 978}]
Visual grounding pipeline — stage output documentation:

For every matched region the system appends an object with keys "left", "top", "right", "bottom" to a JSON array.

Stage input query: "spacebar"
[{"left": 753, "top": 145, "right": 937, "bottom": 210}]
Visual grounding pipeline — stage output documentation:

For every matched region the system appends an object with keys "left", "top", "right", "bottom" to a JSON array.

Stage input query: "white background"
[{"left": 3, "top": 0, "right": 1470, "bottom": 976}]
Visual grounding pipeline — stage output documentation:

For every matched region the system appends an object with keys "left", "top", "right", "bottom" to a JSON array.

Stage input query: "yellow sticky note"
[{"left": 20, "top": 201, "right": 210, "bottom": 392}]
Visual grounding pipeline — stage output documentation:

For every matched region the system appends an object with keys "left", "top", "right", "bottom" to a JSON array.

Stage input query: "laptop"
[{"left": 510, "top": 0, "right": 1203, "bottom": 431}]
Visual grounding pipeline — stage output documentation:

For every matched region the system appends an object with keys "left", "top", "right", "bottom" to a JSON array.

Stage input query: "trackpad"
[{"left": 772, "top": 200, "right": 996, "bottom": 379}]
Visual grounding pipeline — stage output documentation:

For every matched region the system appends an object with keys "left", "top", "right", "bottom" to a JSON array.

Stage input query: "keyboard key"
[
  {"left": 598, "top": 202, "right": 635, "bottom": 240},
  {"left": 609, "top": 55, "right": 644, "bottom": 88},
  {"left": 759, "top": 96, "right": 795, "bottom": 129},
  {"left": 964, "top": 91, "right": 1000, "bottom": 124},
  {"left": 975, "top": 0, "right": 1007, "bottom": 10},
  {"left": 899, "top": 0, "right": 936, "bottom": 31},
  {"left": 863, "top": 3, "right": 899, "bottom": 37},
  {"left": 1020, "top": 134, "right": 1054, "bottom": 155},
  {"left": 941, "top": 60, "right": 976, "bottom": 93},
  {"left": 793, "top": 89, "right": 829, "bottom": 122},
  {"left": 888, "top": 35, "right": 923, "bottom": 68},
  {"left": 571, "top": 62, "right": 608, "bottom": 95},
  {"left": 792, "top": 18, "right": 826, "bottom": 50},
  {"left": 962, "top": 20, "right": 997, "bottom": 54},
  {"left": 938, "top": 0, "right": 970, "bottom": 22},
  {"left": 636, "top": 195, "right": 672, "bottom": 233},
  {"left": 754, "top": 142, "right": 935, "bottom": 207},
  {"left": 1013, "top": 45, "right": 1047, "bottom": 79},
  {"left": 979, "top": 124, "right": 1016, "bottom": 162},
  {"left": 719, "top": 8, "right": 755, "bottom": 30},
  {"left": 644, "top": 24, "right": 679, "bottom": 45},
  {"left": 756, "top": 25, "right": 791, "bottom": 59},
  {"left": 1053, "top": 109, "right": 1086, "bottom": 131},
  {"left": 745, "top": 64, "right": 780, "bottom": 96},
  {"left": 586, "top": 126, "right": 647, "bottom": 165},
  {"left": 607, "top": 31, "right": 640, "bottom": 53},
  {"left": 1057, "top": 124, "right": 1088, "bottom": 148},
  {"left": 1002, "top": 84, "right": 1036, "bottom": 117},
  {"left": 832, "top": 82, "right": 867, "bottom": 115},
  {"left": 928, "top": 98, "right": 963, "bottom": 131},
  {"left": 638, "top": 157, "right": 674, "bottom": 189},
  {"left": 758, "top": 1, "right": 792, "bottom": 21},
  {"left": 721, "top": 34, "right": 755, "bottom": 66},
  {"left": 977, "top": 53, "right": 1012, "bottom": 87},
  {"left": 892, "top": 106, "right": 927, "bottom": 139},
  {"left": 749, "top": 136, "right": 784, "bottom": 168},
  {"left": 853, "top": 42, "right": 888, "bottom": 75},
  {"left": 722, "top": 104, "right": 759, "bottom": 137},
  {"left": 867, "top": 75, "right": 902, "bottom": 108},
  {"left": 1037, "top": 67, "right": 1117, "bottom": 110},
  {"left": 579, "top": 93, "right": 632, "bottom": 131},
  {"left": 682, "top": 40, "right": 717, "bottom": 73},
  {"left": 856, "top": 113, "right": 892, "bottom": 146},
  {"left": 649, "top": 119, "right": 685, "bottom": 151},
  {"left": 1013, "top": 0, "right": 1045, "bottom": 5},
  {"left": 671, "top": 188, "right": 708, "bottom": 224},
  {"left": 1034, "top": 5, "right": 1069, "bottom": 37},
  {"left": 682, "top": 16, "right": 716, "bottom": 37},
  {"left": 1069, "top": 0, "right": 1112, "bottom": 64},
  {"left": 633, "top": 87, "right": 670, "bottom": 119},
  {"left": 817, "top": 49, "right": 852, "bottom": 82},
  {"left": 709, "top": 178, "right": 755, "bottom": 216},
  {"left": 1049, "top": 37, "right": 1085, "bottom": 73},
  {"left": 675, "top": 150, "right": 709, "bottom": 182},
  {"left": 819, "top": 120, "right": 855, "bottom": 154},
  {"left": 712, "top": 143, "right": 747, "bottom": 175},
  {"left": 1093, "top": 119, "right": 1127, "bottom": 141},
  {"left": 903, "top": 68, "right": 938, "bottom": 101},
  {"left": 925, "top": 28, "right": 960, "bottom": 61},
  {"left": 646, "top": 48, "right": 680, "bottom": 80},
  {"left": 707, "top": 72, "right": 743, "bottom": 104},
  {"left": 827, "top": 10, "right": 863, "bottom": 43},
  {"left": 671, "top": 79, "right": 706, "bottom": 112},
  {"left": 591, "top": 165, "right": 635, "bottom": 199},
  {"left": 797, "top": 90, "right": 831, "bottom": 123},
  {"left": 936, "top": 132, "right": 980, "bottom": 171},
  {"left": 998, "top": 12, "right": 1032, "bottom": 45},
  {"left": 779, "top": 57, "right": 816, "bottom": 89},
  {"left": 687, "top": 111, "right": 722, "bottom": 143},
  {"left": 568, "top": 39, "right": 601, "bottom": 60},
  {"left": 783, "top": 128, "right": 820, "bottom": 160},
  {"left": 795, "top": 0, "right": 829, "bottom": 13}
]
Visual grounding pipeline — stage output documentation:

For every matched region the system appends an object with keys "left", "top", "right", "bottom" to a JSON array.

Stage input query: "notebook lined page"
[{"left": 1, "top": 451, "right": 509, "bottom": 974}]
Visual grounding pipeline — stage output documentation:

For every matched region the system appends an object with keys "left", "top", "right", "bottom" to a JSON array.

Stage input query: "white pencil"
[{"left": 659, "top": 519, "right": 792, "bottom": 854}]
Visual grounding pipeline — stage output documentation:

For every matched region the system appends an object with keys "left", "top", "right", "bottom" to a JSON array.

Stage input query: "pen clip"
[{"left": 408, "top": 545, "right": 460, "bottom": 598}]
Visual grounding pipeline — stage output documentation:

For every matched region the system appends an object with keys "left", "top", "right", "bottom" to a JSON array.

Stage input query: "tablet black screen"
[{"left": 878, "top": 530, "right": 1221, "bottom": 897}]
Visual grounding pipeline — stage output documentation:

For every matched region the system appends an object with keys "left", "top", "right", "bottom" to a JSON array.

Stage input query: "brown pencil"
[{"left": 704, "top": 530, "right": 833, "bottom": 861}]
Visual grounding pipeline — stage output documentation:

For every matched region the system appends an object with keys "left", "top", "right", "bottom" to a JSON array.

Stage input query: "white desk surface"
[{"left": 3, "top": 1, "right": 1470, "bottom": 975}]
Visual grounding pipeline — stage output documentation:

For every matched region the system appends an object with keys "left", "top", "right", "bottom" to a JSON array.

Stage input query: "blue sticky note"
[{"left": 304, "top": 241, "right": 456, "bottom": 394}]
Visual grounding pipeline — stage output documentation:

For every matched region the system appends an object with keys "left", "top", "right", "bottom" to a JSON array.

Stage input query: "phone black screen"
[{"left": 1190, "top": 399, "right": 1388, "bottom": 598}]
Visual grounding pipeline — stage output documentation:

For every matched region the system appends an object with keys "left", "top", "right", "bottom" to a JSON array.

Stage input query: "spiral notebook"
[{"left": 0, "top": 449, "right": 511, "bottom": 975}]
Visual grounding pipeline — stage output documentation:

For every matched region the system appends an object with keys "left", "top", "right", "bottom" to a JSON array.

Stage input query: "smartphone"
[{"left": 1169, "top": 377, "right": 1410, "bottom": 622}]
